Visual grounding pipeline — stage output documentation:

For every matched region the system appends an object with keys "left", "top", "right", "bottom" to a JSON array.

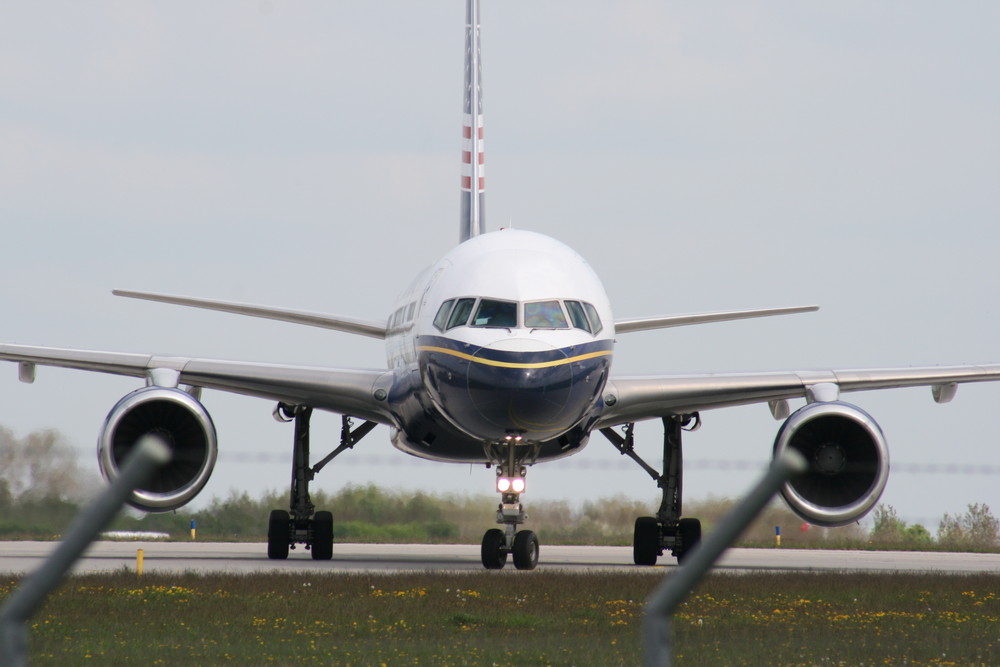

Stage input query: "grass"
[{"left": 2, "top": 570, "right": 998, "bottom": 665}]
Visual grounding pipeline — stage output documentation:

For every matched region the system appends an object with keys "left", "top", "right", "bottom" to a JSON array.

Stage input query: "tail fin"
[{"left": 459, "top": 0, "right": 485, "bottom": 243}]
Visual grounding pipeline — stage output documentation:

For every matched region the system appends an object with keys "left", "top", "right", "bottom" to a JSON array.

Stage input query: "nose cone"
[
  {"left": 421, "top": 337, "right": 611, "bottom": 442},
  {"left": 466, "top": 343, "right": 575, "bottom": 436}
]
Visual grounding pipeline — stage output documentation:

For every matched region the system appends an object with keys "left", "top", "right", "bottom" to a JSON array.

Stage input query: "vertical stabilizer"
[{"left": 460, "top": 0, "right": 485, "bottom": 243}]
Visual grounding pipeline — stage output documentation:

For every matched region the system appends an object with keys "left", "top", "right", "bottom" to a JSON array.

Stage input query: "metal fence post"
[
  {"left": 0, "top": 436, "right": 171, "bottom": 667},
  {"left": 643, "top": 449, "right": 807, "bottom": 667}
]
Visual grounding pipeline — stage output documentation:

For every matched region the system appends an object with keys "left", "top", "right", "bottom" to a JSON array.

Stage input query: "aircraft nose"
[
  {"left": 420, "top": 336, "right": 611, "bottom": 442},
  {"left": 461, "top": 338, "right": 608, "bottom": 441},
  {"left": 466, "top": 340, "right": 574, "bottom": 436}
]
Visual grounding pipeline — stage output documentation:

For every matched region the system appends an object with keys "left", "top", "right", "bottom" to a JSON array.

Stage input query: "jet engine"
[
  {"left": 97, "top": 386, "right": 218, "bottom": 512},
  {"left": 772, "top": 401, "right": 889, "bottom": 527}
]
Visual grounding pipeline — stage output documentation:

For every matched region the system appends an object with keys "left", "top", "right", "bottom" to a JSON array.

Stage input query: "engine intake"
[
  {"left": 773, "top": 401, "right": 889, "bottom": 527},
  {"left": 98, "top": 386, "right": 218, "bottom": 512}
]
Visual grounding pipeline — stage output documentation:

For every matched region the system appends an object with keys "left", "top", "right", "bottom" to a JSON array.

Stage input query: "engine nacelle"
[
  {"left": 773, "top": 401, "right": 889, "bottom": 527},
  {"left": 98, "top": 386, "right": 218, "bottom": 513}
]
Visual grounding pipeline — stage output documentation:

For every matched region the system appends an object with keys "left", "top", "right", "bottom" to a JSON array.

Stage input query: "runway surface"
[{"left": 2, "top": 541, "right": 999, "bottom": 576}]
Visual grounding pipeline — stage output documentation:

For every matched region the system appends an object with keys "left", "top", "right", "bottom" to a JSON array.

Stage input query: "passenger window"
[
  {"left": 565, "top": 300, "right": 592, "bottom": 333},
  {"left": 447, "top": 298, "right": 476, "bottom": 329},
  {"left": 583, "top": 302, "right": 603, "bottom": 335},
  {"left": 433, "top": 300, "right": 455, "bottom": 331},
  {"left": 524, "top": 300, "right": 568, "bottom": 328},
  {"left": 472, "top": 299, "right": 517, "bottom": 328}
]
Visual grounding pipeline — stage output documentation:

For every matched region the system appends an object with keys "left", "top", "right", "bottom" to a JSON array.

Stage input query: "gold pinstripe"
[{"left": 417, "top": 346, "right": 612, "bottom": 369}]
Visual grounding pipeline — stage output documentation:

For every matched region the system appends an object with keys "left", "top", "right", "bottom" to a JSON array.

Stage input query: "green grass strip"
[{"left": 2, "top": 570, "right": 997, "bottom": 665}]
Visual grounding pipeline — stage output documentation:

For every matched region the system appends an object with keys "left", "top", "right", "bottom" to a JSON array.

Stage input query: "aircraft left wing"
[
  {"left": 614, "top": 305, "right": 818, "bottom": 334},
  {"left": 598, "top": 362, "right": 1000, "bottom": 530},
  {"left": 598, "top": 363, "right": 1000, "bottom": 426},
  {"left": 0, "top": 343, "right": 396, "bottom": 426}
]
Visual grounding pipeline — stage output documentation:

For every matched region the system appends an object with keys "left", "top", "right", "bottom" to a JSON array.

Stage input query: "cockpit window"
[
  {"left": 583, "top": 302, "right": 603, "bottom": 335},
  {"left": 564, "top": 300, "right": 592, "bottom": 333},
  {"left": 432, "top": 299, "right": 455, "bottom": 331},
  {"left": 446, "top": 298, "right": 476, "bottom": 329},
  {"left": 524, "top": 300, "right": 568, "bottom": 329},
  {"left": 472, "top": 299, "right": 518, "bottom": 328},
  {"left": 435, "top": 297, "right": 602, "bottom": 334}
]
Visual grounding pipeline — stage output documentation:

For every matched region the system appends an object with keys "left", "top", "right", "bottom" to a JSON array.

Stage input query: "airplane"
[{"left": 3, "top": 0, "right": 1000, "bottom": 570}]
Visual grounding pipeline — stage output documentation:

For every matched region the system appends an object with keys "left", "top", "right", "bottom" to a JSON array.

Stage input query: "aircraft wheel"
[
  {"left": 311, "top": 511, "right": 334, "bottom": 561},
  {"left": 633, "top": 516, "right": 660, "bottom": 566},
  {"left": 512, "top": 530, "right": 539, "bottom": 570},
  {"left": 675, "top": 518, "right": 702, "bottom": 564},
  {"left": 481, "top": 528, "right": 508, "bottom": 570},
  {"left": 267, "top": 509, "right": 290, "bottom": 560}
]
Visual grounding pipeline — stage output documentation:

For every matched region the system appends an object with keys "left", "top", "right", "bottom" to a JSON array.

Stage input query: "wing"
[
  {"left": 598, "top": 364, "right": 1000, "bottom": 427},
  {"left": 113, "top": 290, "right": 388, "bottom": 339},
  {"left": 0, "top": 343, "right": 396, "bottom": 426},
  {"left": 614, "top": 305, "right": 818, "bottom": 334}
]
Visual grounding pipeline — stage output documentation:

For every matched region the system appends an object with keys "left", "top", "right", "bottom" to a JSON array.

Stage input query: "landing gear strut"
[
  {"left": 266, "top": 404, "right": 376, "bottom": 560},
  {"left": 481, "top": 434, "right": 539, "bottom": 570},
  {"left": 600, "top": 415, "right": 703, "bottom": 565}
]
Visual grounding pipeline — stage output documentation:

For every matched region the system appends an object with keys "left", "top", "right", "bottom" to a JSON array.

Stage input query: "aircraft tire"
[
  {"left": 675, "top": 518, "right": 702, "bottom": 563},
  {"left": 311, "top": 511, "right": 334, "bottom": 561},
  {"left": 512, "top": 530, "right": 540, "bottom": 570},
  {"left": 633, "top": 516, "right": 660, "bottom": 566},
  {"left": 267, "top": 509, "right": 290, "bottom": 560},
  {"left": 481, "top": 528, "right": 508, "bottom": 570}
]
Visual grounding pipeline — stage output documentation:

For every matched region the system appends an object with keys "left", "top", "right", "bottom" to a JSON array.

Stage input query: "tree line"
[{"left": 1, "top": 426, "right": 997, "bottom": 550}]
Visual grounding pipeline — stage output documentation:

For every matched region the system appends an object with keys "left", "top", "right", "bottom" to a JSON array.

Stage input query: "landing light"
[{"left": 496, "top": 477, "right": 526, "bottom": 494}]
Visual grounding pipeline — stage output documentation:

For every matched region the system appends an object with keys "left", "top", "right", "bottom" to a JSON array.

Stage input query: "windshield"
[
  {"left": 432, "top": 297, "right": 603, "bottom": 335},
  {"left": 472, "top": 299, "right": 518, "bottom": 328},
  {"left": 524, "top": 300, "right": 568, "bottom": 329},
  {"left": 446, "top": 298, "right": 476, "bottom": 329}
]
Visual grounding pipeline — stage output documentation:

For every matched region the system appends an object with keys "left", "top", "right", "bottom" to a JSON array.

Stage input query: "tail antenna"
[{"left": 460, "top": 0, "right": 485, "bottom": 243}]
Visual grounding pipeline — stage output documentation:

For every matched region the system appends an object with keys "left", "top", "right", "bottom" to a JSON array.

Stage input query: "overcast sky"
[{"left": 1, "top": 2, "right": 998, "bottom": 530}]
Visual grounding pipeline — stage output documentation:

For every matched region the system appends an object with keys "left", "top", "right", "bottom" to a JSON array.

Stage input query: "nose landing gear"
[
  {"left": 481, "top": 434, "right": 539, "bottom": 570},
  {"left": 480, "top": 493, "right": 539, "bottom": 571}
]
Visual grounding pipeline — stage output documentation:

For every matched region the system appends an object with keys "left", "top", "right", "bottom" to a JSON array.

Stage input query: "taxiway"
[{"left": 2, "top": 541, "right": 998, "bottom": 576}]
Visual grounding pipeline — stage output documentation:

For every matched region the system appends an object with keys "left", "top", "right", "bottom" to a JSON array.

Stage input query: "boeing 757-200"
[{"left": 3, "top": 1, "right": 1000, "bottom": 570}]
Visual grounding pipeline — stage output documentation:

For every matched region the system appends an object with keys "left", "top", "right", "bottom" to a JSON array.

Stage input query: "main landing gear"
[
  {"left": 266, "top": 404, "right": 376, "bottom": 560},
  {"left": 481, "top": 434, "right": 540, "bottom": 570},
  {"left": 600, "top": 415, "right": 703, "bottom": 565}
]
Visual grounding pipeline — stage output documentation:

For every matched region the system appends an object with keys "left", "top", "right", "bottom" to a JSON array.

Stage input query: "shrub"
[
  {"left": 938, "top": 503, "right": 999, "bottom": 550},
  {"left": 869, "top": 504, "right": 906, "bottom": 544}
]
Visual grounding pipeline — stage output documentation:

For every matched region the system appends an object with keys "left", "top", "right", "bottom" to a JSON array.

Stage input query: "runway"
[{"left": 2, "top": 541, "right": 999, "bottom": 576}]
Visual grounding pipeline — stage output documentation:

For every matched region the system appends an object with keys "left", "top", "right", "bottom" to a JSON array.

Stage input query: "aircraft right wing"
[
  {"left": 113, "top": 290, "right": 388, "bottom": 339},
  {"left": 0, "top": 343, "right": 397, "bottom": 426}
]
